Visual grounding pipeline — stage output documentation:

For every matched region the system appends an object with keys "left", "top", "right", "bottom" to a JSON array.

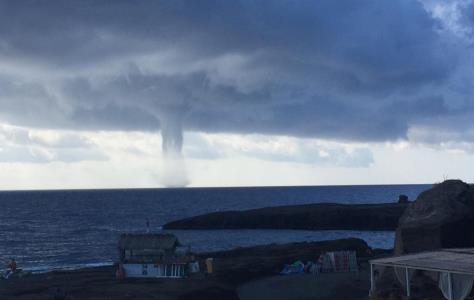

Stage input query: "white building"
[{"left": 118, "top": 233, "right": 190, "bottom": 278}]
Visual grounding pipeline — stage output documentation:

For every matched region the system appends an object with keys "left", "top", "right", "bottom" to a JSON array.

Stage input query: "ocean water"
[{"left": 0, "top": 184, "right": 430, "bottom": 272}]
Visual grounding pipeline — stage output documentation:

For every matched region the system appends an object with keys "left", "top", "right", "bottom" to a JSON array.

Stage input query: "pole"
[
  {"left": 405, "top": 267, "right": 410, "bottom": 297},
  {"left": 370, "top": 263, "right": 374, "bottom": 295}
]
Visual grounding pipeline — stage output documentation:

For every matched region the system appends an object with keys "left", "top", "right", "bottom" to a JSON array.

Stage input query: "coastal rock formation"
[
  {"left": 163, "top": 202, "right": 408, "bottom": 231},
  {"left": 395, "top": 180, "right": 474, "bottom": 254}
]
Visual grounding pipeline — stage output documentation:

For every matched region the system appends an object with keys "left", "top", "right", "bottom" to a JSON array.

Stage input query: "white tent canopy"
[{"left": 370, "top": 249, "right": 474, "bottom": 300}]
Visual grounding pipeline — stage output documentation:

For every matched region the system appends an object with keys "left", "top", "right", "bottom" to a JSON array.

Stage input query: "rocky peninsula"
[{"left": 163, "top": 202, "right": 408, "bottom": 231}]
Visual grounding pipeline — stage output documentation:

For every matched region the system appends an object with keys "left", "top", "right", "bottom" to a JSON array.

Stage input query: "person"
[
  {"left": 315, "top": 254, "right": 324, "bottom": 273},
  {"left": 4, "top": 258, "right": 17, "bottom": 279},
  {"left": 115, "top": 264, "right": 125, "bottom": 280}
]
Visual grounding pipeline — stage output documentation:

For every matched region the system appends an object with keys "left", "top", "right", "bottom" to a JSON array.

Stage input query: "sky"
[{"left": 1, "top": 0, "right": 474, "bottom": 189}]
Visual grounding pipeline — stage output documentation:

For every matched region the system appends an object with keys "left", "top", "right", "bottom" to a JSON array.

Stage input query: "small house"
[{"left": 118, "top": 233, "right": 190, "bottom": 278}]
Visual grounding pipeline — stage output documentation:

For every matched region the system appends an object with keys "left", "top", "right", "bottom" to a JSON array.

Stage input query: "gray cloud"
[
  {"left": 0, "top": 126, "right": 107, "bottom": 163},
  {"left": 0, "top": 0, "right": 472, "bottom": 144},
  {"left": 244, "top": 144, "right": 374, "bottom": 168}
]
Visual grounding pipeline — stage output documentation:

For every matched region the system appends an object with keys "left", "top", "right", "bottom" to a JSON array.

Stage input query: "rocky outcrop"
[
  {"left": 163, "top": 202, "right": 408, "bottom": 231},
  {"left": 395, "top": 180, "right": 474, "bottom": 254},
  {"left": 398, "top": 195, "right": 409, "bottom": 204}
]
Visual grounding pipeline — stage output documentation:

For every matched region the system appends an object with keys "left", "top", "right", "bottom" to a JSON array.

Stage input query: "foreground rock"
[
  {"left": 163, "top": 202, "right": 408, "bottom": 231},
  {"left": 395, "top": 179, "right": 474, "bottom": 254},
  {"left": 0, "top": 238, "right": 375, "bottom": 300}
]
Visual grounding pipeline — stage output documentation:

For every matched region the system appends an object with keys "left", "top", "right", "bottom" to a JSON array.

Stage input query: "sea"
[{"left": 0, "top": 184, "right": 430, "bottom": 273}]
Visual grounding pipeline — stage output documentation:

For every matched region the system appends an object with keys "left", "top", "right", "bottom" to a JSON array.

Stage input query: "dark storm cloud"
[{"left": 0, "top": 0, "right": 471, "bottom": 142}]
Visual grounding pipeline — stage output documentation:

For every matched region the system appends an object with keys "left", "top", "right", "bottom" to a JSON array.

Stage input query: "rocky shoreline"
[
  {"left": 163, "top": 202, "right": 408, "bottom": 231},
  {"left": 0, "top": 238, "right": 383, "bottom": 300}
]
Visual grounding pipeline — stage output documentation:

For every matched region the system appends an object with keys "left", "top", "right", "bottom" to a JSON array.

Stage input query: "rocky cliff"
[{"left": 395, "top": 180, "right": 474, "bottom": 254}]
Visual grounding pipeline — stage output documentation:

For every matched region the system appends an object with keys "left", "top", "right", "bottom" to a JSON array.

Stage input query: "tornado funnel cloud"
[
  {"left": 159, "top": 114, "right": 189, "bottom": 188},
  {"left": 161, "top": 117, "right": 183, "bottom": 155}
]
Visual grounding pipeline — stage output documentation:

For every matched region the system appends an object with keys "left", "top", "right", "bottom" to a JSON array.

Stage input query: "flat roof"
[{"left": 370, "top": 249, "right": 474, "bottom": 275}]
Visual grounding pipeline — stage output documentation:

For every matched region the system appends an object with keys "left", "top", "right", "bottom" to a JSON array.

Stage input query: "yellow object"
[{"left": 205, "top": 258, "right": 213, "bottom": 274}]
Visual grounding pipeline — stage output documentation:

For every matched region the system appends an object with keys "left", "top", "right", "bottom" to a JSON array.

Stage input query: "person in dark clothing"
[{"left": 4, "top": 258, "right": 17, "bottom": 279}]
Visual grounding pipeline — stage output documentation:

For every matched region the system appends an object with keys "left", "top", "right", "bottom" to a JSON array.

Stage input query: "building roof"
[
  {"left": 370, "top": 248, "right": 474, "bottom": 275},
  {"left": 118, "top": 233, "right": 179, "bottom": 250}
]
